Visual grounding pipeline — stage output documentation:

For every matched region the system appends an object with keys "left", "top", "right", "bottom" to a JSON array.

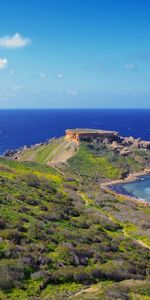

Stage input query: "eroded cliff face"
[
  {"left": 65, "top": 130, "right": 79, "bottom": 142},
  {"left": 65, "top": 129, "right": 119, "bottom": 143},
  {"left": 65, "top": 128, "right": 150, "bottom": 155}
]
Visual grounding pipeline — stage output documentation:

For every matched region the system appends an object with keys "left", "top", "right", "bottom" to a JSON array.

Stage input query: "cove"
[{"left": 109, "top": 175, "right": 150, "bottom": 203}]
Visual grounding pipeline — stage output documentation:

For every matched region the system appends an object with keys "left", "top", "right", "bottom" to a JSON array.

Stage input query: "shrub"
[
  {"left": 0, "top": 260, "right": 25, "bottom": 290},
  {"left": 22, "top": 253, "right": 51, "bottom": 270},
  {"left": 26, "top": 197, "right": 40, "bottom": 206},
  {"left": 100, "top": 260, "right": 144, "bottom": 281},
  {"left": 7, "top": 230, "right": 24, "bottom": 244},
  {"left": 22, "top": 173, "right": 40, "bottom": 188},
  {"left": 0, "top": 217, "right": 6, "bottom": 229},
  {"left": 54, "top": 243, "right": 76, "bottom": 266}
]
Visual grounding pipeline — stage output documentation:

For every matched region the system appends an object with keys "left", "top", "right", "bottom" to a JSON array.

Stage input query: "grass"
[
  {"left": 0, "top": 141, "right": 150, "bottom": 299},
  {"left": 19, "top": 139, "right": 64, "bottom": 164},
  {"left": 68, "top": 144, "right": 122, "bottom": 180},
  {"left": 19, "top": 137, "right": 78, "bottom": 165}
]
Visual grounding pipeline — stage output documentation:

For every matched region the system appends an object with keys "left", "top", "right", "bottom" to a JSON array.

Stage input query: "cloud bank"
[{"left": 0, "top": 33, "right": 31, "bottom": 49}]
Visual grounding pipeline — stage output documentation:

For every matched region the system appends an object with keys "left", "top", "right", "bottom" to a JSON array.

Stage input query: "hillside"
[
  {"left": 18, "top": 137, "right": 79, "bottom": 166},
  {"left": 18, "top": 135, "right": 150, "bottom": 179},
  {"left": 0, "top": 137, "right": 150, "bottom": 299}
]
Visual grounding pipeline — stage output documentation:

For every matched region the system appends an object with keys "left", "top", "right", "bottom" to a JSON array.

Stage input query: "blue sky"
[{"left": 0, "top": 0, "right": 150, "bottom": 108}]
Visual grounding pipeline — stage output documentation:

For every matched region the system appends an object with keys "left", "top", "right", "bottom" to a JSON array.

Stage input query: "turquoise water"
[{"left": 110, "top": 175, "right": 150, "bottom": 202}]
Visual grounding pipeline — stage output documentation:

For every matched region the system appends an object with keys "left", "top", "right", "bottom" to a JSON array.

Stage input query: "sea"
[
  {"left": 111, "top": 175, "right": 150, "bottom": 203},
  {"left": 0, "top": 108, "right": 150, "bottom": 155}
]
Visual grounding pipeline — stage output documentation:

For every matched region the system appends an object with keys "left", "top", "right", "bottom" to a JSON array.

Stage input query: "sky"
[{"left": 0, "top": 0, "right": 150, "bottom": 108}]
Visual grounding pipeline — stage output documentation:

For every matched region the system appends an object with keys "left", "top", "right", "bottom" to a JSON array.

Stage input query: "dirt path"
[
  {"left": 80, "top": 191, "right": 150, "bottom": 252},
  {"left": 123, "top": 229, "right": 150, "bottom": 250},
  {"left": 102, "top": 212, "right": 150, "bottom": 251},
  {"left": 68, "top": 286, "right": 99, "bottom": 299},
  {"left": 137, "top": 239, "right": 150, "bottom": 250}
]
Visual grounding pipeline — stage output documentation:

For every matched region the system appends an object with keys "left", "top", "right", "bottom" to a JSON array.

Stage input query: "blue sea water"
[
  {"left": 110, "top": 175, "right": 150, "bottom": 203},
  {"left": 0, "top": 108, "right": 150, "bottom": 154}
]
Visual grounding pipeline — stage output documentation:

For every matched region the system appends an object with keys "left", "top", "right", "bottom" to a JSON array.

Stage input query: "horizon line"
[{"left": 0, "top": 107, "right": 150, "bottom": 110}]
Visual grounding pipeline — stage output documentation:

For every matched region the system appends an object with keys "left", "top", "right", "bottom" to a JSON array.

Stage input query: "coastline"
[
  {"left": 1, "top": 124, "right": 150, "bottom": 206},
  {"left": 101, "top": 169, "right": 150, "bottom": 206}
]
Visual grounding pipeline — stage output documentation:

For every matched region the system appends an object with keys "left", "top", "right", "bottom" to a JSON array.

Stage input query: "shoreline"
[{"left": 101, "top": 169, "right": 150, "bottom": 206}]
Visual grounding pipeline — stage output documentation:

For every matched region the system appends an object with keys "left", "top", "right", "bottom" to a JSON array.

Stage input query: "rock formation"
[
  {"left": 65, "top": 128, "right": 120, "bottom": 143},
  {"left": 65, "top": 128, "right": 150, "bottom": 156}
]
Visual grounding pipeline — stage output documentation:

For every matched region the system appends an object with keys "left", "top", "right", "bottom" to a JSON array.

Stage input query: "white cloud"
[
  {"left": 0, "top": 58, "right": 8, "bottom": 69},
  {"left": 40, "top": 72, "right": 47, "bottom": 78},
  {"left": 0, "top": 33, "right": 31, "bottom": 49},
  {"left": 56, "top": 72, "right": 63, "bottom": 79},
  {"left": 124, "top": 64, "right": 137, "bottom": 71}
]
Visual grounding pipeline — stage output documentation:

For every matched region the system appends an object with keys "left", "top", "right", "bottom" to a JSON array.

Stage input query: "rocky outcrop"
[
  {"left": 121, "top": 137, "right": 150, "bottom": 150},
  {"left": 134, "top": 140, "right": 150, "bottom": 150},
  {"left": 3, "top": 138, "right": 56, "bottom": 159},
  {"left": 65, "top": 128, "right": 150, "bottom": 155},
  {"left": 4, "top": 149, "right": 19, "bottom": 157},
  {"left": 65, "top": 128, "right": 150, "bottom": 157},
  {"left": 65, "top": 129, "right": 120, "bottom": 143},
  {"left": 122, "top": 136, "right": 136, "bottom": 147},
  {"left": 119, "top": 148, "right": 132, "bottom": 156}
]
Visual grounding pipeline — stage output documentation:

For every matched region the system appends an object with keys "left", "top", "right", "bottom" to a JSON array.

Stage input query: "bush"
[
  {"left": 54, "top": 243, "right": 76, "bottom": 266},
  {"left": 0, "top": 260, "right": 25, "bottom": 290},
  {"left": 7, "top": 230, "right": 24, "bottom": 244},
  {"left": 0, "top": 217, "right": 6, "bottom": 229},
  {"left": 100, "top": 260, "right": 144, "bottom": 281},
  {"left": 22, "top": 173, "right": 40, "bottom": 188}
]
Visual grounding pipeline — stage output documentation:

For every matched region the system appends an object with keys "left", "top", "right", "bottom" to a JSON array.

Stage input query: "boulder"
[
  {"left": 122, "top": 136, "right": 135, "bottom": 146},
  {"left": 119, "top": 148, "right": 131, "bottom": 156}
]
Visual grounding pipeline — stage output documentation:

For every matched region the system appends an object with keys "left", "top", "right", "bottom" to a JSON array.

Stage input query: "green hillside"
[
  {"left": 19, "top": 137, "right": 78, "bottom": 165},
  {"left": 0, "top": 141, "right": 150, "bottom": 299}
]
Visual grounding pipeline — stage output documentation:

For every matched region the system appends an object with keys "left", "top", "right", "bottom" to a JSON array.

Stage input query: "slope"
[{"left": 19, "top": 137, "right": 79, "bottom": 165}]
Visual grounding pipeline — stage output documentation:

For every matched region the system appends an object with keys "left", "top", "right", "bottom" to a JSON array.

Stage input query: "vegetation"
[
  {"left": 0, "top": 139, "right": 150, "bottom": 299},
  {"left": 67, "top": 143, "right": 147, "bottom": 180},
  {"left": 19, "top": 137, "right": 78, "bottom": 164}
]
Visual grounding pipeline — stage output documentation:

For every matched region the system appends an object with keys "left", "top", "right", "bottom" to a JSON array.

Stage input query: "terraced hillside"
[
  {"left": 19, "top": 137, "right": 79, "bottom": 165},
  {"left": 0, "top": 140, "right": 150, "bottom": 299}
]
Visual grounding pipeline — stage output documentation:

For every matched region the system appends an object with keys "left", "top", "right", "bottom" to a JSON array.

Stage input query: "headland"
[{"left": 1, "top": 127, "right": 150, "bottom": 299}]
